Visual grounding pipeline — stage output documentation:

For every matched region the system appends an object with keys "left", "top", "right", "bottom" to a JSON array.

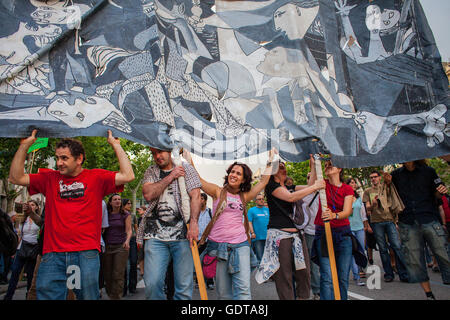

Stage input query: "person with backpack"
[
  {"left": 255, "top": 156, "right": 325, "bottom": 300},
  {"left": 197, "top": 193, "right": 214, "bottom": 290}
]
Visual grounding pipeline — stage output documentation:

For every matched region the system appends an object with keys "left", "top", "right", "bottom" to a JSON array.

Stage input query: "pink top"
[{"left": 208, "top": 192, "right": 248, "bottom": 244}]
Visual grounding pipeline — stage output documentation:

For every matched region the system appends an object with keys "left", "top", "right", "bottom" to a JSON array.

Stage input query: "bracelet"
[{"left": 335, "top": 213, "right": 340, "bottom": 220}]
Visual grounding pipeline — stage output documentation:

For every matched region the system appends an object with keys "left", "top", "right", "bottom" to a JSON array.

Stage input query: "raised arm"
[
  {"left": 244, "top": 149, "right": 278, "bottom": 202},
  {"left": 23, "top": 203, "right": 43, "bottom": 227},
  {"left": 107, "top": 130, "right": 135, "bottom": 186},
  {"left": 182, "top": 150, "right": 221, "bottom": 200},
  {"left": 9, "top": 129, "right": 37, "bottom": 187},
  {"left": 142, "top": 166, "right": 184, "bottom": 201},
  {"left": 273, "top": 179, "right": 325, "bottom": 203}
]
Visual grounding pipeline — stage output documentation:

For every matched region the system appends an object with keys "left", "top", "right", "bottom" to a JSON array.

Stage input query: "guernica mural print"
[{"left": 0, "top": 0, "right": 448, "bottom": 167}]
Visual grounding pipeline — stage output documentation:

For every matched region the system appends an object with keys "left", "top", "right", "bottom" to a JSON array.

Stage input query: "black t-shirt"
[
  {"left": 392, "top": 165, "right": 442, "bottom": 225},
  {"left": 265, "top": 177, "right": 296, "bottom": 229}
]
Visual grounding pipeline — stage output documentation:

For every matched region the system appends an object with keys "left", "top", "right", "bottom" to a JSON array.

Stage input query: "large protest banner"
[{"left": 0, "top": 0, "right": 448, "bottom": 167}]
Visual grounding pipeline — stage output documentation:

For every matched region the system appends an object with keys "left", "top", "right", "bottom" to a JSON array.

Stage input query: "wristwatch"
[{"left": 335, "top": 213, "right": 339, "bottom": 220}]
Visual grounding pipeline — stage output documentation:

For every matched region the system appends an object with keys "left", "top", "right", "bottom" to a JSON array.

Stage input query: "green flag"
[{"left": 28, "top": 137, "right": 49, "bottom": 153}]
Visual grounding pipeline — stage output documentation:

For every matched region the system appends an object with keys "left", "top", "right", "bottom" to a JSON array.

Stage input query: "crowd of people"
[{"left": 0, "top": 129, "right": 449, "bottom": 301}]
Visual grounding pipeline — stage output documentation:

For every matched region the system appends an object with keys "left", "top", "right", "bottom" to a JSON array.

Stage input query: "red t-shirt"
[
  {"left": 28, "top": 168, "right": 124, "bottom": 254},
  {"left": 314, "top": 180, "right": 353, "bottom": 228}
]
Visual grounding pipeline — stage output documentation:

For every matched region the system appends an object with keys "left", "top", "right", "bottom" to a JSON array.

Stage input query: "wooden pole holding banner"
[
  {"left": 314, "top": 154, "right": 341, "bottom": 300},
  {"left": 171, "top": 148, "right": 208, "bottom": 300}
]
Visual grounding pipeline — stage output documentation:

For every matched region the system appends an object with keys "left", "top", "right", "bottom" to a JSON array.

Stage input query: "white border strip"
[{"left": 348, "top": 291, "right": 374, "bottom": 300}]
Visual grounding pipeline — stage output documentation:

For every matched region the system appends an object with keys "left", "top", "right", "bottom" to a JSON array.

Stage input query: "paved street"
[{"left": 2, "top": 251, "right": 449, "bottom": 301}]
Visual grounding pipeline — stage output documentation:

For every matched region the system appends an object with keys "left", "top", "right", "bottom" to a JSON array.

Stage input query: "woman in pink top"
[{"left": 185, "top": 151, "right": 274, "bottom": 300}]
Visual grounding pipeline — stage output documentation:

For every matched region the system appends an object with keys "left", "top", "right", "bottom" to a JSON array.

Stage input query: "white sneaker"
[
  {"left": 136, "top": 279, "right": 146, "bottom": 288},
  {"left": 355, "top": 279, "right": 365, "bottom": 286}
]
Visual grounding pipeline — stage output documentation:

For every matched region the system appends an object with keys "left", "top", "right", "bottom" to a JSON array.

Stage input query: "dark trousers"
[
  {"left": 272, "top": 237, "right": 311, "bottom": 300},
  {"left": 124, "top": 236, "right": 138, "bottom": 295}
]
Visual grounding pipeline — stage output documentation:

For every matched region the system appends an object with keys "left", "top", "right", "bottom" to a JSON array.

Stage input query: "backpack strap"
[
  {"left": 238, "top": 192, "right": 251, "bottom": 245},
  {"left": 199, "top": 187, "right": 228, "bottom": 246},
  {"left": 198, "top": 186, "right": 251, "bottom": 246}
]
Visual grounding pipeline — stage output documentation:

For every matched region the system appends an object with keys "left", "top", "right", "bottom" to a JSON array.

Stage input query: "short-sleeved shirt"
[
  {"left": 314, "top": 180, "right": 353, "bottom": 228},
  {"left": 104, "top": 211, "right": 130, "bottom": 245},
  {"left": 248, "top": 206, "right": 270, "bottom": 240},
  {"left": 143, "top": 162, "right": 201, "bottom": 241},
  {"left": 391, "top": 165, "right": 442, "bottom": 225},
  {"left": 265, "top": 178, "right": 296, "bottom": 229},
  {"left": 28, "top": 168, "right": 123, "bottom": 254}
]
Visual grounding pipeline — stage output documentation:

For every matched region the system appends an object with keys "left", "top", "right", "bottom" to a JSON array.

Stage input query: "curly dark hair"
[{"left": 223, "top": 162, "right": 253, "bottom": 193}]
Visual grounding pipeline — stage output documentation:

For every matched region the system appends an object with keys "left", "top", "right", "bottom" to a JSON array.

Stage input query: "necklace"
[{"left": 330, "top": 184, "right": 341, "bottom": 212}]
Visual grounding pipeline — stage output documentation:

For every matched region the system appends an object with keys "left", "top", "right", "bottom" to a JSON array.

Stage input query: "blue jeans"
[
  {"left": 399, "top": 221, "right": 450, "bottom": 284},
  {"left": 36, "top": 250, "right": 100, "bottom": 300},
  {"left": 305, "top": 233, "right": 320, "bottom": 295},
  {"left": 315, "top": 234, "right": 353, "bottom": 300},
  {"left": 251, "top": 240, "right": 265, "bottom": 264},
  {"left": 4, "top": 252, "right": 37, "bottom": 300},
  {"left": 143, "top": 239, "right": 193, "bottom": 300},
  {"left": 351, "top": 229, "right": 365, "bottom": 281},
  {"left": 372, "top": 221, "right": 408, "bottom": 280},
  {"left": 215, "top": 244, "right": 251, "bottom": 300}
]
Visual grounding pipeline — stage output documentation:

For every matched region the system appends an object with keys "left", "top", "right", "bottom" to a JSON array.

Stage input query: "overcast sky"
[{"left": 421, "top": 0, "right": 450, "bottom": 61}]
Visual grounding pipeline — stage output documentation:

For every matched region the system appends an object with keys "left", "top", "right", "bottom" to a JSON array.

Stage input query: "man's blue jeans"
[
  {"left": 372, "top": 221, "right": 408, "bottom": 280},
  {"left": 36, "top": 250, "right": 100, "bottom": 300},
  {"left": 314, "top": 235, "right": 353, "bottom": 300},
  {"left": 251, "top": 240, "right": 265, "bottom": 264},
  {"left": 143, "top": 238, "right": 193, "bottom": 300},
  {"left": 399, "top": 220, "right": 450, "bottom": 284}
]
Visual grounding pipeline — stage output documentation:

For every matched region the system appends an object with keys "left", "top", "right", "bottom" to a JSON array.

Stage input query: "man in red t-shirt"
[{"left": 9, "top": 129, "right": 134, "bottom": 300}]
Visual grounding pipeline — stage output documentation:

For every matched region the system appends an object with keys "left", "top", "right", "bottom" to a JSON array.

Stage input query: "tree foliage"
[{"left": 0, "top": 136, "right": 153, "bottom": 213}]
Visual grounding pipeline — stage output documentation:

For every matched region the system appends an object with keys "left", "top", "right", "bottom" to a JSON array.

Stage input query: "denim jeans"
[
  {"left": 215, "top": 244, "right": 251, "bottom": 300},
  {"left": 372, "top": 221, "right": 408, "bottom": 280},
  {"left": 36, "top": 250, "right": 100, "bottom": 300},
  {"left": 251, "top": 240, "right": 265, "bottom": 264},
  {"left": 314, "top": 234, "right": 353, "bottom": 300},
  {"left": 143, "top": 238, "right": 193, "bottom": 300},
  {"left": 305, "top": 233, "right": 320, "bottom": 295},
  {"left": 399, "top": 221, "right": 450, "bottom": 284},
  {"left": 351, "top": 229, "right": 365, "bottom": 281}
]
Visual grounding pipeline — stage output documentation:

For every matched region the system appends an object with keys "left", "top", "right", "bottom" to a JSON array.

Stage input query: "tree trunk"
[{"left": 131, "top": 179, "right": 142, "bottom": 215}]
